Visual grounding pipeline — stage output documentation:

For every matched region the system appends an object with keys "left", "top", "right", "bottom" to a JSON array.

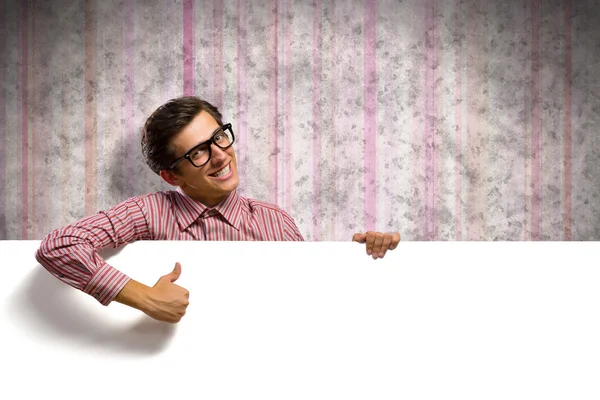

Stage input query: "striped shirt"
[{"left": 35, "top": 188, "right": 304, "bottom": 306}]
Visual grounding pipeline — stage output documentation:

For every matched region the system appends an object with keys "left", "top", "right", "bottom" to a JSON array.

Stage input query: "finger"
[
  {"left": 352, "top": 233, "right": 366, "bottom": 243},
  {"left": 167, "top": 309, "right": 186, "bottom": 323},
  {"left": 365, "top": 231, "right": 376, "bottom": 256},
  {"left": 160, "top": 262, "right": 181, "bottom": 281},
  {"left": 379, "top": 234, "right": 394, "bottom": 258},
  {"left": 169, "top": 262, "right": 182, "bottom": 283},
  {"left": 371, "top": 232, "right": 385, "bottom": 259},
  {"left": 389, "top": 232, "right": 401, "bottom": 250}
]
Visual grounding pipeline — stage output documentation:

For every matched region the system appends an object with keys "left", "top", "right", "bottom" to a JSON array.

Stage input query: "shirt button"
[
  {"left": 93, "top": 293, "right": 100, "bottom": 299},
  {"left": 209, "top": 210, "right": 217, "bottom": 216},
  {"left": 58, "top": 273, "right": 64, "bottom": 278}
]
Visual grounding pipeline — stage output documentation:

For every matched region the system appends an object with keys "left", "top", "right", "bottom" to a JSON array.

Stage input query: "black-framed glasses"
[{"left": 168, "top": 123, "right": 235, "bottom": 170}]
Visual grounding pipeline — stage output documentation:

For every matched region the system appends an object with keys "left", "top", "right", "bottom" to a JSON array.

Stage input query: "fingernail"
[
  {"left": 379, "top": 252, "right": 384, "bottom": 257},
  {"left": 367, "top": 250, "right": 372, "bottom": 255}
]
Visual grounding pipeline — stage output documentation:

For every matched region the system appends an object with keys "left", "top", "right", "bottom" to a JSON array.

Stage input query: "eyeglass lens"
[{"left": 189, "top": 127, "right": 234, "bottom": 167}]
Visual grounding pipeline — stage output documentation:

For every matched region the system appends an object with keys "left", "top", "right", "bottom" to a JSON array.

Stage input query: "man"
[{"left": 35, "top": 96, "right": 401, "bottom": 323}]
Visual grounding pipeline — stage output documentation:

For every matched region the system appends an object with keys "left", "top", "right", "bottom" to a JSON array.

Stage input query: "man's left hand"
[{"left": 352, "top": 231, "right": 401, "bottom": 260}]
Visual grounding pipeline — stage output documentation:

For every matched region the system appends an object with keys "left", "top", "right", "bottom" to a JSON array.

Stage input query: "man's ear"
[{"left": 159, "top": 169, "right": 182, "bottom": 187}]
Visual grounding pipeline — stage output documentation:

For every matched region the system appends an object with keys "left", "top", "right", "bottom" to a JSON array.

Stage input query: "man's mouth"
[{"left": 210, "top": 163, "right": 231, "bottom": 178}]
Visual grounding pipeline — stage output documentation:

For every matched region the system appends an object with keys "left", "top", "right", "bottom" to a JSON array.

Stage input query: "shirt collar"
[
  {"left": 173, "top": 187, "right": 243, "bottom": 232},
  {"left": 214, "top": 188, "right": 243, "bottom": 231}
]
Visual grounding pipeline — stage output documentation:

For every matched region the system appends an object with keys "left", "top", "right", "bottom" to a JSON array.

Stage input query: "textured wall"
[{"left": 1, "top": 0, "right": 599, "bottom": 241}]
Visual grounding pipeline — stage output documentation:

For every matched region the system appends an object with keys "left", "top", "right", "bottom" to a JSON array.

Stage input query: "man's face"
[{"left": 163, "top": 110, "right": 239, "bottom": 206}]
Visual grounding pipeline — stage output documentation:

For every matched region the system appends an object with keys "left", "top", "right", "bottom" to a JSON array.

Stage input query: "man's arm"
[
  {"left": 35, "top": 197, "right": 151, "bottom": 305},
  {"left": 35, "top": 196, "right": 189, "bottom": 323}
]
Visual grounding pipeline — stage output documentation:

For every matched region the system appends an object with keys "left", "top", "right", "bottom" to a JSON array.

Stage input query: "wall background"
[{"left": 1, "top": 0, "right": 599, "bottom": 241}]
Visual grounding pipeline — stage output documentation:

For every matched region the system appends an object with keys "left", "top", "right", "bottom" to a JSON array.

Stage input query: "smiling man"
[{"left": 35, "top": 96, "right": 401, "bottom": 323}]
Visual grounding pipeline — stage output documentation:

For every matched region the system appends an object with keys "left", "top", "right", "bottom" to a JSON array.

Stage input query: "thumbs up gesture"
[{"left": 144, "top": 262, "right": 190, "bottom": 323}]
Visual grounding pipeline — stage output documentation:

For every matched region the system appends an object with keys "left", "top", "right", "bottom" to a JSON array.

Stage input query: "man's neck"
[{"left": 180, "top": 187, "right": 231, "bottom": 208}]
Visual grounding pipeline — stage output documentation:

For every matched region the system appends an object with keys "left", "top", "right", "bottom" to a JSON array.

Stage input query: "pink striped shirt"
[{"left": 35, "top": 188, "right": 304, "bottom": 306}]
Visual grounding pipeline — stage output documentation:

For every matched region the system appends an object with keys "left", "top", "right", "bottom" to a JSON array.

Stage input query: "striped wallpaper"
[{"left": 1, "top": 0, "right": 599, "bottom": 241}]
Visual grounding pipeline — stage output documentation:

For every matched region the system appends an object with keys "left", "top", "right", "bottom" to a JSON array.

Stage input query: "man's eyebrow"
[
  {"left": 209, "top": 125, "right": 223, "bottom": 136},
  {"left": 199, "top": 126, "right": 222, "bottom": 144}
]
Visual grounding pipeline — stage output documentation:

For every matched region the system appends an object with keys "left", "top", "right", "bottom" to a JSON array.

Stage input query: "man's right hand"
[
  {"left": 113, "top": 262, "right": 190, "bottom": 324},
  {"left": 143, "top": 262, "right": 190, "bottom": 323}
]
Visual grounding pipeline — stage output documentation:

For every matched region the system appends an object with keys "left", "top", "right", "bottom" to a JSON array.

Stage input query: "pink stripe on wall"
[
  {"left": 280, "top": 0, "right": 286, "bottom": 210},
  {"left": 363, "top": 0, "right": 377, "bottom": 233},
  {"left": 183, "top": 0, "right": 195, "bottom": 95},
  {"left": 237, "top": 0, "right": 247, "bottom": 196},
  {"left": 273, "top": 0, "right": 279, "bottom": 206},
  {"left": 530, "top": 0, "right": 542, "bottom": 240},
  {"left": 522, "top": 0, "right": 530, "bottom": 240},
  {"left": 465, "top": 1, "right": 486, "bottom": 240},
  {"left": 31, "top": 0, "right": 49, "bottom": 239},
  {"left": 124, "top": 0, "right": 135, "bottom": 198},
  {"left": 425, "top": 0, "right": 436, "bottom": 240},
  {"left": 32, "top": 2, "right": 50, "bottom": 238},
  {"left": 30, "top": 1, "right": 36, "bottom": 239},
  {"left": 454, "top": 0, "right": 462, "bottom": 240},
  {"left": 61, "top": 62, "right": 69, "bottom": 227},
  {"left": 0, "top": 0, "right": 5, "bottom": 239},
  {"left": 330, "top": 0, "right": 337, "bottom": 240},
  {"left": 523, "top": 84, "right": 529, "bottom": 239},
  {"left": 213, "top": 0, "right": 223, "bottom": 108},
  {"left": 563, "top": 0, "right": 572, "bottom": 240},
  {"left": 284, "top": 0, "right": 293, "bottom": 215},
  {"left": 84, "top": 0, "right": 98, "bottom": 216},
  {"left": 21, "top": 0, "right": 29, "bottom": 239},
  {"left": 312, "top": 0, "right": 322, "bottom": 240}
]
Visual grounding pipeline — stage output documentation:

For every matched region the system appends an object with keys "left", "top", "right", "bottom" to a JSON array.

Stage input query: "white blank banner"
[{"left": 1, "top": 241, "right": 599, "bottom": 399}]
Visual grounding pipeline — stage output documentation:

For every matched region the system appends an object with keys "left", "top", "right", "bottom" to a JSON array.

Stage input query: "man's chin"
[
  {"left": 225, "top": 180, "right": 239, "bottom": 194},
  {"left": 214, "top": 177, "right": 239, "bottom": 193}
]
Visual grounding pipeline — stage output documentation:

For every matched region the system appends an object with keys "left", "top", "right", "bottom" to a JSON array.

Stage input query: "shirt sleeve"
[
  {"left": 281, "top": 210, "right": 305, "bottom": 241},
  {"left": 34, "top": 196, "right": 151, "bottom": 306}
]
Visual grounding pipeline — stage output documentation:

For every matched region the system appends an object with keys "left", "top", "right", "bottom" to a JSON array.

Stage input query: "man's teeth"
[{"left": 213, "top": 164, "right": 230, "bottom": 177}]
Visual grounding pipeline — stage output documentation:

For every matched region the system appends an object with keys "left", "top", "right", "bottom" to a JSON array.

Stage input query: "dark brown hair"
[{"left": 141, "top": 96, "right": 223, "bottom": 175}]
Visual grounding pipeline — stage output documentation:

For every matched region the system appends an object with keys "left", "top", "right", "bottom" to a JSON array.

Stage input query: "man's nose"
[{"left": 211, "top": 144, "right": 228, "bottom": 162}]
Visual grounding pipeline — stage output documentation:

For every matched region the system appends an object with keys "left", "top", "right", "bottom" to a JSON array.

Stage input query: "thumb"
[
  {"left": 165, "top": 262, "right": 182, "bottom": 283},
  {"left": 352, "top": 233, "right": 366, "bottom": 243}
]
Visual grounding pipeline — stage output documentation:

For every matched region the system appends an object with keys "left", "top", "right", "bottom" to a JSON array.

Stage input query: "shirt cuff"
[{"left": 82, "top": 259, "right": 131, "bottom": 306}]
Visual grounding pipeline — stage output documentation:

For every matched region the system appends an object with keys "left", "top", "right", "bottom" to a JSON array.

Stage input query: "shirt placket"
[
  {"left": 199, "top": 209, "right": 219, "bottom": 240},
  {"left": 199, "top": 213, "right": 208, "bottom": 240}
]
